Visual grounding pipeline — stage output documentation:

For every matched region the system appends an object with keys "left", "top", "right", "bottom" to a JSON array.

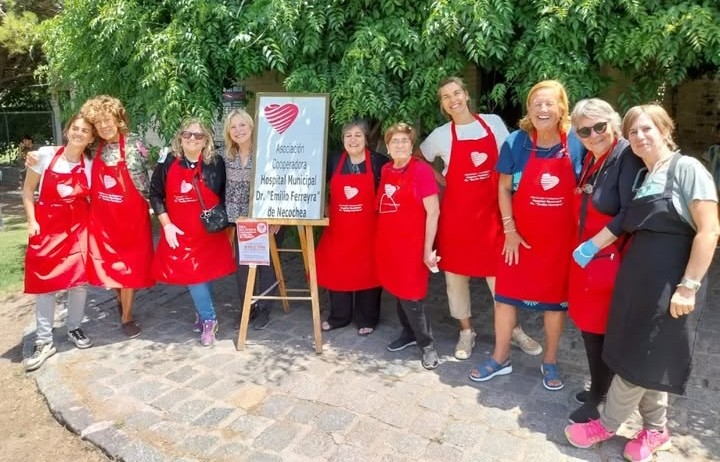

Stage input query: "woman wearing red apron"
[
  {"left": 470, "top": 80, "right": 585, "bottom": 390},
  {"left": 316, "top": 120, "right": 389, "bottom": 335},
  {"left": 81, "top": 96, "right": 154, "bottom": 338},
  {"left": 376, "top": 123, "right": 440, "bottom": 370},
  {"left": 21, "top": 115, "right": 95, "bottom": 371},
  {"left": 566, "top": 98, "right": 643, "bottom": 423},
  {"left": 420, "top": 76, "right": 540, "bottom": 360},
  {"left": 150, "top": 119, "right": 235, "bottom": 347}
]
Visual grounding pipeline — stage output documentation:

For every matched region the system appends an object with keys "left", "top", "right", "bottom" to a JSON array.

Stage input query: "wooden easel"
[{"left": 236, "top": 218, "right": 328, "bottom": 353}]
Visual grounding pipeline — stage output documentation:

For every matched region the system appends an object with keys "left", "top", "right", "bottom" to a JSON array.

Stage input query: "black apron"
[{"left": 603, "top": 153, "right": 705, "bottom": 395}]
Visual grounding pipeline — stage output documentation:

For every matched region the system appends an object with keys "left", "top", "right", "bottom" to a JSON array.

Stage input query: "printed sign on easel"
[
  {"left": 236, "top": 220, "right": 270, "bottom": 266},
  {"left": 237, "top": 93, "right": 330, "bottom": 353},
  {"left": 251, "top": 93, "right": 329, "bottom": 222}
]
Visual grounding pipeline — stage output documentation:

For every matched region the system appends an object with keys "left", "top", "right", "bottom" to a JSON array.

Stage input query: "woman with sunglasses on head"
[
  {"left": 316, "top": 119, "right": 389, "bottom": 336},
  {"left": 80, "top": 95, "right": 154, "bottom": 338},
  {"left": 222, "top": 109, "right": 285, "bottom": 330},
  {"left": 470, "top": 80, "right": 585, "bottom": 390},
  {"left": 565, "top": 104, "right": 719, "bottom": 462},
  {"left": 419, "top": 76, "right": 541, "bottom": 360},
  {"left": 566, "top": 98, "right": 643, "bottom": 423},
  {"left": 150, "top": 119, "right": 235, "bottom": 347},
  {"left": 22, "top": 114, "right": 96, "bottom": 371}
]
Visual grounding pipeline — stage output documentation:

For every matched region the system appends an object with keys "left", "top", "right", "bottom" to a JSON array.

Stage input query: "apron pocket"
[{"left": 584, "top": 251, "right": 620, "bottom": 293}]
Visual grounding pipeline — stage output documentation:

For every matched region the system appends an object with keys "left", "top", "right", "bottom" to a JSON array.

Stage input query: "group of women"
[
  {"left": 313, "top": 77, "right": 718, "bottom": 462},
  {"left": 21, "top": 79, "right": 719, "bottom": 462},
  {"left": 22, "top": 99, "right": 282, "bottom": 372}
]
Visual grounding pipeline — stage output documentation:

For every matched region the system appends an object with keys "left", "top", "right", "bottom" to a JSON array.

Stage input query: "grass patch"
[{"left": 0, "top": 214, "right": 27, "bottom": 295}]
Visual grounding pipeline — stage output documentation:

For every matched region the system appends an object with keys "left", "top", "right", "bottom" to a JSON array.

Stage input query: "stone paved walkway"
[{"left": 22, "top": 251, "right": 720, "bottom": 462}]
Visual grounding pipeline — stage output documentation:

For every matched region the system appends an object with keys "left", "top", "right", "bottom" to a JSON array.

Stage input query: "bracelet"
[
  {"left": 678, "top": 277, "right": 701, "bottom": 291},
  {"left": 502, "top": 216, "right": 513, "bottom": 222},
  {"left": 503, "top": 228, "right": 517, "bottom": 234}
]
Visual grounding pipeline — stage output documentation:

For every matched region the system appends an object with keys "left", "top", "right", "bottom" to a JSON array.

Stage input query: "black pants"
[
  {"left": 582, "top": 331, "right": 614, "bottom": 404},
  {"left": 326, "top": 288, "right": 382, "bottom": 329},
  {"left": 396, "top": 298, "right": 434, "bottom": 348},
  {"left": 235, "top": 227, "right": 286, "bottom": 310}
]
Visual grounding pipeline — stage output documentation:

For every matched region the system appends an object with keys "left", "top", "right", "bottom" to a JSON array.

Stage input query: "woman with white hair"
[{"left": 566, "top": 98, "right": 643, "bottom": 423}]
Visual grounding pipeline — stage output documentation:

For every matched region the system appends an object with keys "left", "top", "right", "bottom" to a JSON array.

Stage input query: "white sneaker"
[
  {"left": 24, "top": 341, "right": 56, "bottom": 372},
  {"left": 454, "top": 329, "right": 476, "bottom": 360},
  {"left": 511, "top": 326, "right": 542, "bottom": 356}
]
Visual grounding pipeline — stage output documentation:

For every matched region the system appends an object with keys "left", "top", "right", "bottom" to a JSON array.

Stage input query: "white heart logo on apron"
[
  {"left": 343, "top": 186, "right": 359, "bottom": 199},
  {"left": 180, "top": 180, "right": 193, "bottom": 194},
  {"left": 540, "top": 173, "right": 560, "bottom": 190},
  {"left": 384, "top": 184, "right": 398, "bottom": 197},
  {"left": 471, "top": 151, "right": 488, "bottom": 167},
  {"left": 56, "top": 184, "right": 74, "bottom": 197},
  {"left": 103, "top": 175, "right": 117, "bottom": 189}
]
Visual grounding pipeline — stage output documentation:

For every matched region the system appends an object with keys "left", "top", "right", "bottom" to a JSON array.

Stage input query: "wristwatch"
[{"left": 677, "top": 277, "right": 702, "bottom": 291}]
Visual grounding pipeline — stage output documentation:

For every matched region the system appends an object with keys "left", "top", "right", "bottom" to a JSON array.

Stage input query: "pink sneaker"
[
  {"left": 565, "top": 419, "right": 614, "bottom": 448},
  {"left": 623, "top": 428, "right": 671, "bottom": 462}
]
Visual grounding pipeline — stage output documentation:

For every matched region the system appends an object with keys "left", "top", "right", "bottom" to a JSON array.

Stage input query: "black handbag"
[{"left": 191, "top": 170, "right": 229, "bottom": 233}]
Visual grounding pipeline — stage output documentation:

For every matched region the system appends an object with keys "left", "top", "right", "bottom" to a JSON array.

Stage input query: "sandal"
[
  {"left": 357, "top": 327, "right": 374, "bottom": 336},
  {"left": 469, "top": 358, "right": 512, "bottom": 382},
  {"left": 321, "top": 321, "right": 349, "bottom": 332},
  {"left": 540, "top": 363, "right": 564, "bottom": 391}
]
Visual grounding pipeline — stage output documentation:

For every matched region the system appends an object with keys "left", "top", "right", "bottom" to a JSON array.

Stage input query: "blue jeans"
[{"left": 187, "top": 283, "right": 216, "bottom": 321}]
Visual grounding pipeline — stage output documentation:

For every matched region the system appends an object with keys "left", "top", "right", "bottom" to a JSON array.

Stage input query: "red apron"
[
  {"left": 495, "top": 132, "right": 576, "bottom": 303},
  {"left": 316, "top": 149, "right": 379, "bottom": 291},
  {"left": 568, "top": 149, "right": 622, "bottom": 333},
  {"left": 25, "top": 148, "right": 90, "bottom": 294},
  {"left": 152, "top": 159, "right": 235, "bottom": 285},
  {"left": 87, "top": 135, "right": 154, "bottom": 288},
  {"left": 375, "top": 158, "right": 430, "bottom": 300},
  {"left": 437, "top": 115, "right": 502, "bottom": 276}
]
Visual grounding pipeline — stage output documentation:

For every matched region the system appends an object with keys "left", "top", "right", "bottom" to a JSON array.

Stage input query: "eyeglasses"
[
  {"left": 389, "top": 139, "right": 412, "bottom": 146},
  {"left": 576, "top": 122, "right": 608, "bottom": 139},
  {"left": 181, "top": 131, "right": 206, "bottom": 140}
]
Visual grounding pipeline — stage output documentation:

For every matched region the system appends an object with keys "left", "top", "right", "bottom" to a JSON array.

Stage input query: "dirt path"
[{"left": 0, "top": 185, "right": 108, "bottom": 462}]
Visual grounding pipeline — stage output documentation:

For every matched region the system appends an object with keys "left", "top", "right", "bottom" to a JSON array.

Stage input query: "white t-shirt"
[
  {"left": 30, "top": 146, "right": 93, "bottom": 191},
  {"left": 419, "top": 114, "right": 510, "bottom": 175},
  {"left": 634, "top": 154, "right": 718, "bottom": 230}
]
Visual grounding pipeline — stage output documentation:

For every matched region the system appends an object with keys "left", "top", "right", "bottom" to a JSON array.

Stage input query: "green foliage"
[{"left": 40, "top": 0, "right": 720, "bottom": 140}]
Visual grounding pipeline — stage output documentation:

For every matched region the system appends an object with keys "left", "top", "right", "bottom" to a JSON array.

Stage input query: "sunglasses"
[
  {"left": 181, "top": 131, "right": 206, "bottom": 140},
  {"left": 576, "top": 121, "right": 608, "bottom": 138}
]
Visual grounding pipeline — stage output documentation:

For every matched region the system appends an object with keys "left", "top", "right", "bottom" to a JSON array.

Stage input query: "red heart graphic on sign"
[{"left": 264, "top": 103, "right": 299, "bottom": 134}]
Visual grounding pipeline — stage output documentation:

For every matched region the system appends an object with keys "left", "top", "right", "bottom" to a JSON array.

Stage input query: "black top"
[
  {"left": 583, "top": 139, "right": 645, "bottom": 237},
  {"left": 326, "top": 150, "right": 390, "bottom": 190},
  {"left": 150, "top": 154, "right": 226, "bottom": 216}
]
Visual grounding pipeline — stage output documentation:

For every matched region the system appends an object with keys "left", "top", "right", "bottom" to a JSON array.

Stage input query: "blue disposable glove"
[{"left": 573, "top": 240, "right": 600, "bottom": 268}]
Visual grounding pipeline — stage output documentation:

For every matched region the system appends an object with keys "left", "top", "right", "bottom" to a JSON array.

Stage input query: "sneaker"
[
  {"left": 193, "top": 313, "right": 202, "bottom": 333},
  {"left": 387, "top": 335, "right": 417, "bottom": 352},
  {"left": 564, "top": 419, "right": 614, "bottom": 449},
  {"left": 568, "top": 401, "right": 600, "bottom": 424},
  {"left": 200, "top": 319, "right": 218, "bottom": 347},
  {"left": 421, "top": 345, "right": 439, "bottom": 370},
  {"left": 67, "top": 328, "right": 93, "bottom": 349},
  {"left": 623, "top": 428, "right": 671, "bottom": 462},
  {"left": 251, "top": 306, "right": 270, "bottom": 330},
  {"left": 454, "top": 329, "right": 476, "bottom": 360},
  {"left": 122, "top": 320, "right": 141, "bottom": 338},
  {"left": 24, "top": 341, "right": 57, "bottom": 372},
  {"left": 511, "top": 326, "right": 542, "bottom": 355}
]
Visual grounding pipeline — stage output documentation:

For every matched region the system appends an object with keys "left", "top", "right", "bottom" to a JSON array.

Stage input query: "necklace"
[
  {"left": 346, "top": 154, "right": 364, "bottom": 174},
  {"left": 576, "top": 141, "right": 616, "bottom": 195}
]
